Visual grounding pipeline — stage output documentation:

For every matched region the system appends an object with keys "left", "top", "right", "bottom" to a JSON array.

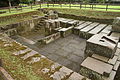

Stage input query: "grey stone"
[
  {"left": 81, "top": 57, "right": 113, "bottom": 77},
  {"left": 85, "top": 34, "right": 119, "bottom": 58}
]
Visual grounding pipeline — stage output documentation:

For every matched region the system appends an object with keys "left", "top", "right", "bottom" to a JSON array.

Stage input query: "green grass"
[
  {"left": 47, "top": 8, "right": 120, "bottom": 19},
  {"left": 0, "top": 48, "right": 43, "bottom": 80}
]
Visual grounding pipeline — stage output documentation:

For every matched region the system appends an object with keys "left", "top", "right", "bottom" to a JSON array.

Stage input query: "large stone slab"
[
  {"left": 88, "top": 24, "right": 107, "bottom": 37},
  {"left": 80, "top": 57, "right": 113, "bottom": 79},
  {"left": 73, "top": 22, "right": 92, "bottom": 35},
  {"left": 85, "top": 34, "right": 119, "bottom": 58},
  {"left": 112, "top": 17, "right": 120, "bottom": 32},
  {"left": 79, "top": 22, "right": 99, "bottom": 39},
  {"left": 100, "top": 25, "right": 112, "bottom": 35}
]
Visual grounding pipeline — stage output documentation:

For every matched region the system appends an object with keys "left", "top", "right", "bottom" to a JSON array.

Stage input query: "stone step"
[
  {"left": 80, "top": 57, "right": 113, "bottom": 79},
  {"left": 99, "top": 25, "right": 112, "bottom": 35},
  {"left": 13, "top": 48, "right": 31, "bottom": 56},
  {"left": 88, "top": 24, "right": 107, "bottom": 36},
  {"left": 21, "top": 50, "right": 38, "bottom": 60}
]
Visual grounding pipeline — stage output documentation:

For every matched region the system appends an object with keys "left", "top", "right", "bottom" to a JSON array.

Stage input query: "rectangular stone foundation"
[{"left": 85, "top": 34, "right": 119, "bottom": 58}]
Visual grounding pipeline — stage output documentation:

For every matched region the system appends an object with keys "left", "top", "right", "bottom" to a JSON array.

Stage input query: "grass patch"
[
  {"left": 0, "top": 49, "right": 43, "bottom": 80},
  {"left": 46, "top": 8, "right": 120, "bottom": 19}
]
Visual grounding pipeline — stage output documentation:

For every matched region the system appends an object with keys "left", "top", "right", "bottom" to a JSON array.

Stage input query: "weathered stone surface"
[
  {"left": 92, "top": 54, "right": 109, "bottom": 63},
  {"left": 59, "top": 26, "right": 73, "bottom": 37},
  {"left": 85, "top": 34, "right": 119, "bottom": 58},
  {"left": 108, "top": 56, "right": 118, "bottom": 65},
  {"left": 115, "top": 48, "right": 120, "bottom": 56},
  {"left": 13, "top": 48, "right": 31, "bottom": 55},
  {"left": 80, "top": 57, "right": 113, "bottom": 77},
  {"left": 100, "top": 25, "right": 112, "bottom": 35},
  {"left": 67, "top": 72, "right": 89, "bottom": 80},
  {"left": 112, "top": 17, "right": 120, "bottom": 32},
  {"left": 73, "top": 22, "right": 92, "bottom": 35},
  {"left": 79, "top": 22, "right": 99, "bottom": 39},
  {"left": 113, "top": 61, "right": 120, "bottom": 71},
  {"left": 50, "top": 66, "right": 73, "bottom": 80},
  {"left": 88, "top": 24, "right": 107, "bottom": 35},
  {"left": 27, "top": 57, "right": 41, "bottom": 64},
  {"left": 21, "top": 50, "right": 38, "bottom": 60}
]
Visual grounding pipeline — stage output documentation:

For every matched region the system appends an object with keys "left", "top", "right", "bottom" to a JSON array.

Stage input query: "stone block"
[
  {"left": 112, "top": 17, "right": 120, "bottom": 32},
  {"left": 80, "top": 57, "right": 113, "bottom": 79},
  {"left": 67, "top": 72, "right": 90, "bottom": 80},
  {"left": 59, "top": 26, "right": 73, "bottom": 37},
  {"left": 85, "top": 34, "right": 119, "bottom": 58}
]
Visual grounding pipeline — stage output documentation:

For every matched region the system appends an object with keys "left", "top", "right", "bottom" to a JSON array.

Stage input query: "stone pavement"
[{"left": 38, "top": 34, "right": 86, "bottom": 72}]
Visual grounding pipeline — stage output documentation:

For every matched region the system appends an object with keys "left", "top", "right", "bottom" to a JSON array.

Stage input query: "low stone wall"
[
  {"left": 0, "top": 16, "right": 44, "bottom": 36},
  {"left": 37, "top": 32, "right": 61, "bottom": 45},
  {"left": 58, "top": 13, "right": 113, "bottom": 25}
]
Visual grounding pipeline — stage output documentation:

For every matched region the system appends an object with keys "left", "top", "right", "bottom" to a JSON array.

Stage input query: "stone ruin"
[{"left": 0, "top": 10, "right": 120, "bottom": 80}]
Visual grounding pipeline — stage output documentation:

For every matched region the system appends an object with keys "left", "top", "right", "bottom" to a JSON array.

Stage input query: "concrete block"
[{"left": 108, "top": 56, "right": 118, "bottom": 65}]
